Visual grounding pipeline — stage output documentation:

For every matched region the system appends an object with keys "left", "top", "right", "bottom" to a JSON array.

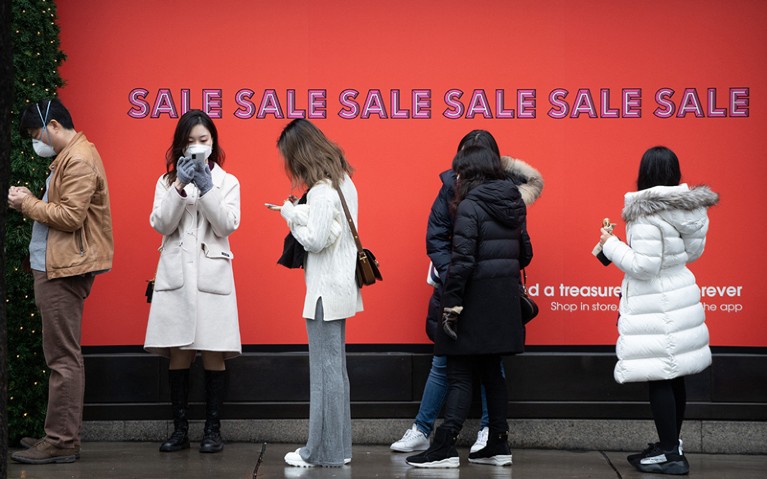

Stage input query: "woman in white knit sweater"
[
  {"left": 598, "top": 146, "right": 718, "bottom": 475},
  {"left": 270, "top": 119, "right": 362, "bottom": 468}
]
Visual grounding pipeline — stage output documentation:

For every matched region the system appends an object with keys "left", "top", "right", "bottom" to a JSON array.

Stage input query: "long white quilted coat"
[{"left": 602, "top": 184, "right": 718, "bottom": 383}]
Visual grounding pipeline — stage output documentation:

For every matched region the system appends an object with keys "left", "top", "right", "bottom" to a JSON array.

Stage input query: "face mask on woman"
[{"left": 184, "top": 143, "right": 213, "bottom": 161}]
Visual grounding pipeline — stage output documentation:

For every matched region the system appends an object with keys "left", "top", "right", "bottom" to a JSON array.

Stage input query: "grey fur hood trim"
[
  {"left": 500, "top": 156, "right": 544, "bottom": 206},
  {"left": 622, "top": 184, "right": 719, "bottom": 223}
]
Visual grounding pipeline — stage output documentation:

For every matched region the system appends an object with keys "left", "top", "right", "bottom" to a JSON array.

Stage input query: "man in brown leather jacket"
[{"left": 8, "top": 98, "right": 113, "bottom": 464}]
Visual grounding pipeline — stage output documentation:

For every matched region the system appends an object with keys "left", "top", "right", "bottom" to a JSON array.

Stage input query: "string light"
[{"left": 9, "top": 0, "right": 66, "bottom": 441}]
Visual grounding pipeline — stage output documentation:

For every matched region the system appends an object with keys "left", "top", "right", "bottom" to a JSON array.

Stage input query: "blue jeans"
[
  {"left": 414, "top": 355, "right": 507, "bottom": 436},
  {"left": 414, "top": 355, "right": 448, "bottom": 437}
]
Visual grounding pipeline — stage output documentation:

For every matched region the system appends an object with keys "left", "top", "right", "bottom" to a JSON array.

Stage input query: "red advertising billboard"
[{"left": 53, "top": 0, "right": 766, "bottom": 346}]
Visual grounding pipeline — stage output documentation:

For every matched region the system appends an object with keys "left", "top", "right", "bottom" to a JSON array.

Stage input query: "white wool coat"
[
  {"left": 144, "top": 165, "right": 242, "bottom": 358},
  {"left": 280, "top": 175, "right": 363, "bottom": 320},
  {"left": 603, "top": 184, "right": 718, "bottom": 383}
]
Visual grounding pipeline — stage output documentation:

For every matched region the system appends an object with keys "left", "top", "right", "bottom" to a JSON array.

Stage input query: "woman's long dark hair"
[
  {"left": 164, "top": 110, "right": 225, "bottom": 185},
  {"left": 453, "top": 130, "right": 500, "bottom": 168},
  {"left": 450, "top": 146, "right": 505, "bottom": 216},
  {"left": 637, "top": 146, "right": 681, "bottom": 191}
]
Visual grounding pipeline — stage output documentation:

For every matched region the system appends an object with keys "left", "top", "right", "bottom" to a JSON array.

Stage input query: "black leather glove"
[{"left": 441, "top": 306, "right": 463, "bottom": 340}]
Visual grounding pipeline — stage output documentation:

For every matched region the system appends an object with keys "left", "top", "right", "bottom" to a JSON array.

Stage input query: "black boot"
[
  {"left": 199, "top": 370, "right": 226, "bottom": 453},
  {"left": 159, "top": 369, "right": 190, "bottom": 452},
  {"left": 406, "top": 426, "right": 459, "bottom": 468},
  {"left": 468, "top": 429, "right": 512, "bottom": 466}
]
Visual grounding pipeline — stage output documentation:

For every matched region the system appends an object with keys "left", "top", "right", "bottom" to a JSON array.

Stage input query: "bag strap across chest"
[{"left": 336, "top": 187, "right": 365, "bottom": 253}]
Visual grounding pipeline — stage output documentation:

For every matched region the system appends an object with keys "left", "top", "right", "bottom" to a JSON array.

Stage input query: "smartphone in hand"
[
  {"left": 593, "top": 217, "right": 614, "bottom": 266},
  {"left": 190, "top": 152, "right": 207, "bottom": 165}
]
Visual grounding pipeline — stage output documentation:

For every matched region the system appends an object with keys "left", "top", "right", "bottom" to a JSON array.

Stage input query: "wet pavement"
[{"left": 7, "top": 442, "right": 767, "bottom": 478}]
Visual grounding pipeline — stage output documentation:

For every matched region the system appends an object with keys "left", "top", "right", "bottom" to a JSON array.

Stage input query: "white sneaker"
[
  {"left": 470, "top": 427, "right": 489, "bottom": 453},
  {"left": 284, "top": 449, "right": 317, "bottom": 467},
  {"left": 391, "top": 424, "right": 430, "bottom": 452}
]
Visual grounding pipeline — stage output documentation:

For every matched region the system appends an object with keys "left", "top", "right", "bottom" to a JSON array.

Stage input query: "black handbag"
[
  {"left": 336, "top": 187, "right": 382, "bottom": 287},
  {"left": 520, "top": 269, "right": 538, "bottom": 324},
  {"left": 277, "top": 193, "right": 308, "bottom": 269}
]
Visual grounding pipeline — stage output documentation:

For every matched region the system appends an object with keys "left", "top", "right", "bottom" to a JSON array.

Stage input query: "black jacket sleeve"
[
  {"left": 426, "top": 171, "right": 456, "bottom": 282},
  {"left": 441, "top": 201, "right": 479, "bottom": 308},
  {"left": 520, "top": 222, "right": 533, "bottom": 269}
]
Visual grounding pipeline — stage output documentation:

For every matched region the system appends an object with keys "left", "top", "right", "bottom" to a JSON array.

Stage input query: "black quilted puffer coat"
[
  {"left": 424, "top": 157, "right": 543, "bottom": 341},
  {"left": 434, "top": 178, "right": 533, "bottom": 356}
]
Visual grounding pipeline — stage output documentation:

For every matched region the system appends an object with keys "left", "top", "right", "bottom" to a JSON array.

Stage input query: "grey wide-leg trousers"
[{"left": 299, "top": 298, "right": 352, "bottom": 466}]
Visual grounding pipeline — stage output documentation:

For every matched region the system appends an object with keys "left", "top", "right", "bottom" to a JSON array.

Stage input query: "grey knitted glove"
[
  {"left": 193, "top": 163, "right": 213, "bottom": 196},
  {"left": 176, "top": 156, "right": 195, "bottom": 185}
]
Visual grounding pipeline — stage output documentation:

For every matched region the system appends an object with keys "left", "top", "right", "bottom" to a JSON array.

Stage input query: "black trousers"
[
  {"left": 648, "top": 376, "right": 687, "bottom": 451},
  {"left": 441, "top": 354, "right": 508, "bottom": 434}
]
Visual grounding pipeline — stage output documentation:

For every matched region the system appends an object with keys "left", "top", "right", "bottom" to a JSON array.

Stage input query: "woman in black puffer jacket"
[
  {"left": 407, "top": 146, "right": 532, "bottom": 469},
  {"left": 392, "top": 130, "right": 542, "bottom": 455}
]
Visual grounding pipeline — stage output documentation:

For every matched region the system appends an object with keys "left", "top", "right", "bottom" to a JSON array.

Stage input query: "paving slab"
[{"left": 7, "top": 442, "right": 767, "bottom": 479}]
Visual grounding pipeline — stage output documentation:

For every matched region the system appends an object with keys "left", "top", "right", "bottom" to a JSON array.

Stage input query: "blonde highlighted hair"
[{"left": 277, "top": 119, "right": 353, "bottom": 189}]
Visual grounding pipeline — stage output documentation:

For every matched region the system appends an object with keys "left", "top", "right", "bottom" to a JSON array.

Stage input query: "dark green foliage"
[{"left": 6, "top": 0, "right": 67, "bottom": 443}]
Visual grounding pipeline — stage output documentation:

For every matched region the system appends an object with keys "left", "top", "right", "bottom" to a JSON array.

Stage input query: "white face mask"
[
  {"left": 33, "top": 101, "right": 57, "bottom": 158},
  {"left": 184, "top": 143, "right": 213, "bottom": 162},
  {"left": 32, "top": 138, "right": 57, "bottom": 158}
]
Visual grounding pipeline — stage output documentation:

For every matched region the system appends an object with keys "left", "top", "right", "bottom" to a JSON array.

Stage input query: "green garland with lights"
[{"left": 6, "top": 0, "right": 66, "bottom": 443}]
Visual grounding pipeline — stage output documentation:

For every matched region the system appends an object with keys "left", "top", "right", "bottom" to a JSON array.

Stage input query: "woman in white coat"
[
  {"left": 144, "top": 110, "right": 241, "bottom": 454},
  {"left": 269, "top": 119, "right": 362, "bottom": 467},
  {"left": 598, "top": 146, "right": 718, "bottom": 475}
]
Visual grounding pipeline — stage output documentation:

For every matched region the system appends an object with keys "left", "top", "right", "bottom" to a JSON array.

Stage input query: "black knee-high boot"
[
  {"left": 160, "top": 369, "right": 190, "bottom": 452},
  {"left": 199, "top": 370, "right": 226, "bottom": 453}
]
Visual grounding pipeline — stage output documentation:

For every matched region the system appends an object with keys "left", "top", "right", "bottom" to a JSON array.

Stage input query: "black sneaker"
[
  {"left": 628, "top": 442, "right": 660, "bottom": 466},
  {"left": 468, "top": 432, "right": 512, "bottom": 466},
  {"left": 406, "top": 448, "right": 459, "bottom": 468},
  {"left": 628, "top": 439, "right": 683, "bottom": 466},
  {"left": 634, "top": 444, "right": 690, "bottom": 475},
  {"left": 406, "top": 427, "right": 460, "bottom": 468}
]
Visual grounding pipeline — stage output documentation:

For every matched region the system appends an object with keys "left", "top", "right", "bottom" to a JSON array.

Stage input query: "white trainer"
[
  {"left": 391, "top": 424, "right": 430, "bottom": 452},
  {"left": 284, "top": 449, "right": 317, "bottom": 467},
  {"left": 470, "top": 427, "right": 489, "bottom": 453}
]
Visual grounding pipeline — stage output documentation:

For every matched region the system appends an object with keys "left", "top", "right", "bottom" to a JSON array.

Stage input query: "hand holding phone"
[
  {"left": 593, "top": 217, "right": 614, "bottom": 266},
  {"left": 602, "top": 217, "right": 616, "bottom": 234}
]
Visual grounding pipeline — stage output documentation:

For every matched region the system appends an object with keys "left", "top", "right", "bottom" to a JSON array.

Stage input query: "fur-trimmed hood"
[
  {"left": 500, "top": 156, "right": 544, "bottom": 206},
  {"left": 622, "top": 184, "right": 719, "bottom": 231}
]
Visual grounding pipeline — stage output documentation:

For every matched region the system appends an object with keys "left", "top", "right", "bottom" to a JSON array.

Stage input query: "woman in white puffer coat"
[{"left": 598, "top": 146, "right": 718, "bottom": 476}]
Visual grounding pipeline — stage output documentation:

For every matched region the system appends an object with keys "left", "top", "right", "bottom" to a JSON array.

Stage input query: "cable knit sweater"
[{"left": 280, "top": 174, "right": 363, "bottom": 320}]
